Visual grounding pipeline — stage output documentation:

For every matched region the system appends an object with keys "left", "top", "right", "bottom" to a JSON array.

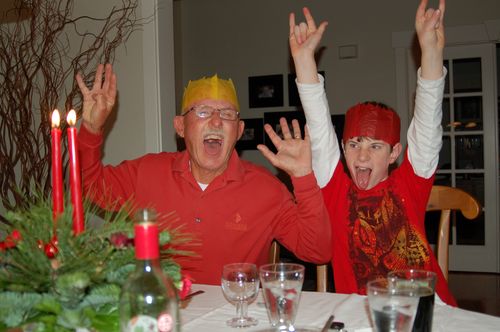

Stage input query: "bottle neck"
[{"left": 135, "top": 257, "right": 162, "bottom": 272}]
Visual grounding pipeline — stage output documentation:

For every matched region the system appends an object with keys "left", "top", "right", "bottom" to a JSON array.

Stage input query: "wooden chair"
[
  {"left": 269, "top": 241, "right": 328, "bottom": 292},
  {"left": 426, "top": 185, "right": 481, "bottom": 280}
]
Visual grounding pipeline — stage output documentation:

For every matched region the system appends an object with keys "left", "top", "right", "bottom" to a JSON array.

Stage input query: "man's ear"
[
  {"left": 236, "top": 120, "right": 245, "bottom": 140},
  {"left": 389, "top": 142, "right": 403, "bottom": 164},
  {"left": 173, "top": 115, "right": 185, "bottom": 138}
]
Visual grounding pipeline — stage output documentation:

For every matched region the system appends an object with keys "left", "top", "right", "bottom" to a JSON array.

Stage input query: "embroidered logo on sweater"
[
  {"left": 347, "top": 187, "right": 430, "bottom": 293},
  {"left": 224, "top": 212, "right": 247, "bottom": 231}
]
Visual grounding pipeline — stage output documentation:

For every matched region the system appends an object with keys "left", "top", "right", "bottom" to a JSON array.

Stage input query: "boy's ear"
[{"left": 389, "top": 142, "right": 403, "bottom": 164}]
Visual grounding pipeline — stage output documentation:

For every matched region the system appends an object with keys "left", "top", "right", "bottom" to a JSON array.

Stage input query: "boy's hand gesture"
[
  {"left": 258, "top": 118, "right": 313, "bottom": 178},
  {"left": 76, "top": 63, "right": 117, "bottom": 134},
  {"left": 289, "top": 8, "right": 327, "bottom": 61},
  {"left": 416, "top": 0, "right": 445, "bottom": 79},
  {"left": 289, "top": 7, "right": 328, "bottom": 84}
]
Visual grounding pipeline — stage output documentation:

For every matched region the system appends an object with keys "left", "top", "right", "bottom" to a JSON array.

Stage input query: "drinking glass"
[
  {"left": 259, "top": 263, "right": 305, "bottom": 331},
  {"left": 388, "top": 270, "right": 437, "bottom": 332},
  {"left": 367, "top": 278, "right": 420, "bottom": 332},
  {"left": 221, "top": 263, "right": 260, "bottom": 327}
]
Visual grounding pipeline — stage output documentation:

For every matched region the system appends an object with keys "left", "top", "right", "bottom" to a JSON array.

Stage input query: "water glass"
[
  {"left": 221, "top": 263, "right": 260, "bottom": 328},
  {"left": 388, "top": 270, "right": 437, "bottom": 332},
  {"left": 259, "top": 263, "right": 305, "bottom": 331},
  {"left": 367, "top": 278, "right": 420, "bottom": 332}
]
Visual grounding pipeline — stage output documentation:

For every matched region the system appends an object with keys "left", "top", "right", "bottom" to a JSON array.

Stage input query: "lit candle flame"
[
  {"left": 67, "top": 109, "right": 77, "bottom": 126},
  {"left": 51, "top": 109, "right": 60, "bottom": 128}
]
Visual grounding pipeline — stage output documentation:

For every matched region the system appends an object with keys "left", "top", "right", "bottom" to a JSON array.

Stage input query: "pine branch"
[{"left": 0, "top": 195, "right": 191, "bottom": 330}]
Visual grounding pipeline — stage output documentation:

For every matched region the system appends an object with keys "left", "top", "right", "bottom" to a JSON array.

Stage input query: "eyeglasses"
[{"left": 184, "top": 105, "right": 240, "bottom": 121}]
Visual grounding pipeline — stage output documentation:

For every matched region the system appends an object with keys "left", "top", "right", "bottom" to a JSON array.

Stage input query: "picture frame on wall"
[
  {"left": 288, "top": 71, "right": 325, "bottom": 107},
  {"left": 236, "top": 118, "right": 264, "bottom": 151},
  {"left": 248, "top": 74, "right": 284, "bottom": 108}
]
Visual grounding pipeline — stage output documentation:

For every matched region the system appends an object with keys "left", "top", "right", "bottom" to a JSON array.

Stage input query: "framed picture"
[
  {"left": 236, "top": 118, "right": 264, "bottom": 151},
  {"left": 248, "top": 74, "right": 284, "bottom": 108},
  {"left": 263, "top": 111, "right": 344, "bottom": 153},
  {"left": 288, "top": 71, "right": 325, "bottom": 107}
]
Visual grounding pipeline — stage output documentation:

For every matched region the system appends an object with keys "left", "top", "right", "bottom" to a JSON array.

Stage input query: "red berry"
[
  {"left": 11, "top": 229, "right": 22, "bottom": 241},
  {"left": 44, "top": 242, "right": 59, "bottom": 258}
]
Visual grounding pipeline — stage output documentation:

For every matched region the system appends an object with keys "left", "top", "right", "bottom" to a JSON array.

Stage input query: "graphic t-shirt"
[
  {"left": 322, "top": 155, "right": 456, "bottom": 305},
  {"left": 346, "top": 182, "right": 431, "bottom": 293}
]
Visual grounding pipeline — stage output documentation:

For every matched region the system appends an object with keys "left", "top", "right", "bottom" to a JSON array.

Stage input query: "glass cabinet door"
[{"left": 426, "top": 43, "right": 498, "bottom": 273}]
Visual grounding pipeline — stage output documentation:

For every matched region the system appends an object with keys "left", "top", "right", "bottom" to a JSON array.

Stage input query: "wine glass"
[
  {"left": 259, "top": 263, "right": 305, "bottom": 331},
  {"left": 367, "top": 278, "right": 420, "bottom": 332},
  {"left": 221, "top": 263, "right": 260, "bottom": 328}
]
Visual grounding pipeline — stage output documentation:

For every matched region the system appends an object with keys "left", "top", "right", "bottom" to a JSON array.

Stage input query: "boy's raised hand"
[
  {"left": 289, "top": 7, "right": 328, "bottom": 84},
  {"left": 76, "top": 63, "right": 117, "bottom": 134},
  {"left": 257, "top": 118, "right": 313, "bottom": 178},
  {"left": 415, "top": 0, "right": 445, "bottom": 79},
  {"left": 289, "top": 8, "right": 327, "bottom": 60}
]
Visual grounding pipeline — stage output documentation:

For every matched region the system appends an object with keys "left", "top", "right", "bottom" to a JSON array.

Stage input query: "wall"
[
  {"left": 73, "top": 1, "right": 147, "bottom": 166},
  {"left": 74, "top": 0, "right": 178, "bottom": 163},
  {"left": 174, "top": 0, "right": 500, "bottom": 172}
]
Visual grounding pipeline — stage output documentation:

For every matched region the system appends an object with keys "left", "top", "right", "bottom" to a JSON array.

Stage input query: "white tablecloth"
[{"left": 181, "top": 284, "right": 500, "bottom": 332}]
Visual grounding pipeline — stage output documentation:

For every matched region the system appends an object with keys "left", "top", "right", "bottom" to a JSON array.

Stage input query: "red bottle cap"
[{"left": 134, "top": 222, "right": 159, "bottom": 260}]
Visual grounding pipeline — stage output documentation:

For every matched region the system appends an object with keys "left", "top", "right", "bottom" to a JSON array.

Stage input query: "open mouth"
[
  {"left": 355, "top": 166, "right": 372, "bottom": 190},
  {"left": 203, "top": 134, "right": 223, "bottom": 155}
]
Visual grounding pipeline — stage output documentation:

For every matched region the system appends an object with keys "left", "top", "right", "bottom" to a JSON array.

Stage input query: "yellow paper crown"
[{"left": 181, "top": 74, "right": 239, "bottom": 114}]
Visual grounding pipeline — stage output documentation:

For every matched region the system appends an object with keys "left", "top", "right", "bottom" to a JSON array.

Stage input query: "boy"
[{"left": 289, "top": 0, "right": 456, "bottom": 305}]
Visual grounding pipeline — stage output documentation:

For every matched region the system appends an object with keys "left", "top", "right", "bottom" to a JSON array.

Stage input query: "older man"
[{"left": 76, "top": 65, "right": 331, "bottom": 284}]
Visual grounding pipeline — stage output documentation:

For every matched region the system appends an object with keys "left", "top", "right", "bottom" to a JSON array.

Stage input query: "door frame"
[
  {"left": 141, "top": 0, "right": 178, "bottom": 153},
  {"left": 392, "top": 20, "right": 500, "bottom": 273}
]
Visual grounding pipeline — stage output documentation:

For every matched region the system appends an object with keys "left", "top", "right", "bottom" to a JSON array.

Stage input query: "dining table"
[{"left": 181, "top": 284, "right": 500, "bottom": 332}]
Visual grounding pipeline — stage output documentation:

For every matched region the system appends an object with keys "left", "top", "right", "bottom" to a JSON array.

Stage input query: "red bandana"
[{"left": 343, "top": 103, "right": 400, "bottom": 146}]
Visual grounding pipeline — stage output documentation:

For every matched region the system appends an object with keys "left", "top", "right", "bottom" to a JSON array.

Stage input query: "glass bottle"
[{"left": 119, "top": 209, "right": 180, "bottom": 332}]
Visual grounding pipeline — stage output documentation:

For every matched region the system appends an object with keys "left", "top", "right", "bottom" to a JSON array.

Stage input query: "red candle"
[
  {"left": 67, "top": 109, "right": 84, "bottom": 235},
  {"left": 51, "top": 110, "right": 64, "bottom": 221}
]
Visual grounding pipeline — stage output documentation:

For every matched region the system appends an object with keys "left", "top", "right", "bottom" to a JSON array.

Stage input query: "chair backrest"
[
  {"left": 269, "top": 240, "right": 328, "bottom": 292},
  {"left": 426, "top": 185, "right": 481, "bottom": 280}
]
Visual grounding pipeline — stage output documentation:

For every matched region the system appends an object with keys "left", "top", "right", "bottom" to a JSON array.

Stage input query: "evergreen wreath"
[{"left": 0, "top": 195, "right": 191, "bottom": 332}]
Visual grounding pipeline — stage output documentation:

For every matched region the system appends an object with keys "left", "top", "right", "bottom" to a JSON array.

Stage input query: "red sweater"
[
  {"left": 78, "top": 126, "right": 331, "bottom": 285},
  {"left": 322, "top": 156, "right": 457, "bottom": 306}
]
